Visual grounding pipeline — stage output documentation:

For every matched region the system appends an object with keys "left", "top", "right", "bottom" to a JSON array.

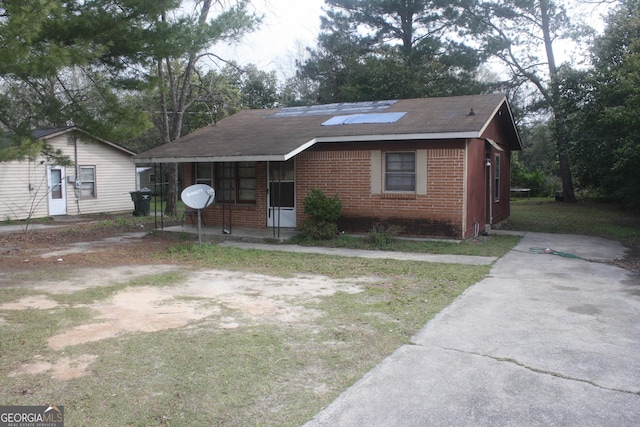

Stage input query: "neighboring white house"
[{"left": 0, "top": 126, "right": 137, "bottom": 221}]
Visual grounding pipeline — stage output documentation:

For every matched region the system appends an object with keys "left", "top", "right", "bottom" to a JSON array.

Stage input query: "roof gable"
[
  {"left": 38, "top": 127, "right": 137, "bottom": 156},
  {"left": 2, "top": 127, "right": 136, "bottom": 156},
  {"left": 135, "top": 94, "right": 522, "bottom": 163}
]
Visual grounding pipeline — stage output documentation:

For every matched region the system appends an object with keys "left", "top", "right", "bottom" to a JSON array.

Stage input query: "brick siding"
[{"left": 297, "top": 147, "right": 465, "bottom": 238}]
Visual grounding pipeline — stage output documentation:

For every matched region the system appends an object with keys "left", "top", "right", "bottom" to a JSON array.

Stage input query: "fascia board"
[
  {"left": 134, "top": 132, "right": 485, "bottom": 164},
  {"left": 486, "top": 138, "right": 505, "bottom": 152},
  {"left": 315, "top": 132, "right": 480, "bottom": 143},
  {"left": 43, "top": 127, "right": 137, "bottom": 156},
  {"left": 478, "top": 96, "right": 507, "bottom": 136},
  {"left": 134, "top": 154, "right": 290, "bottom": 164},
  {"left": 284, "top": 139, "right": 318, "bottom": 160},
  {"left": 478, "top": 96, "right": 524, "bottom": 150}
]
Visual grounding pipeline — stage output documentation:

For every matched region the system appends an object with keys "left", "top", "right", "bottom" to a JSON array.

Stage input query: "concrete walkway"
[
  {"left": 304, "top": 232, "right": 640, "bottom": 426},
  {"left": 219, "top": 241, "right": 496, "bottom": 265}
]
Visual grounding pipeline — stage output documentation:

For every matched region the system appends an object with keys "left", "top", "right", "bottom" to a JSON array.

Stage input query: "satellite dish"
[{"left": 181, "top": 184, "right": 215, "bottom": 210}]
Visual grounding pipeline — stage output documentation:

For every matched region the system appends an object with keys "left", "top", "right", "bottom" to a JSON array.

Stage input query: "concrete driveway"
[{"left": 305, "top": 232, "right": 640, "bottom": 426}]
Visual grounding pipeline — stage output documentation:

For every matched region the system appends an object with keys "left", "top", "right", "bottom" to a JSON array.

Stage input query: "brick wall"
[
  {"left": 181, "top": 139, "right": 503, "bottom": 239},
  {"left": 297, "top": 144, "right": 466, "bottom": 238}
]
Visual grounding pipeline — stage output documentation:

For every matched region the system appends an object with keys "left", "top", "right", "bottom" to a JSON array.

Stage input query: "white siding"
[
  {"left": 0, "top": 158, "right": 50, "bottom": 221},
  {"left": 48, "top": 134, "right": 136, "bottom": 216},
  {"left": 0, "top": 131, "right": 136, "bottom": 221}
]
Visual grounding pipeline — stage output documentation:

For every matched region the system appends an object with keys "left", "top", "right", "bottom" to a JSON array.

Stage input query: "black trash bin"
[{"left": 130, "top": 189, "right": 152, "bottom": 216}]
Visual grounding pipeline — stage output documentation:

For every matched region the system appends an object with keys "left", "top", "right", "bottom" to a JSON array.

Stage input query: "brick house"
[{"left": 135, "top": 94, "right": 522, "bottom": 239}]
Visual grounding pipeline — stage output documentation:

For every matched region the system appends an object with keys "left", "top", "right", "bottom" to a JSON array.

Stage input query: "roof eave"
[
  {"left": 134, "top": 132, "right": 485, "bottom": 164},
  {"left": 134, "top": 154, "right": 292, "bottom": 164},
  {"left": 478, "top": 96, "right": 523, "bottom": 151},
  {"left": 316, "top": 131, "right": 481, "bottom": 143},
  {"left": 40, "top": 126, "right": 137, "bottom": 156}
]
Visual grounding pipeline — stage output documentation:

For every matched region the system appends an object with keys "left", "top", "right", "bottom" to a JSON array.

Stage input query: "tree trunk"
[
  {"left": 158, "top": 1, "right": 213, "bottom": 217},
  {"left": 541, "top": 0, "right": 576, "bottom": 202},
  {"left": 164, "top": 163, "right": 179, "bottom": 216},
  {"left": 554, "top": 120, "right": 576, "bottom": 202}
]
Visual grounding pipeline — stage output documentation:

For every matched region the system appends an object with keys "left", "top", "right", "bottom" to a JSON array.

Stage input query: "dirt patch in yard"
[
  {"left": 1, "top": 217, "right": 638, "bottom": 384},
  {"left": 30, "top": 267, "right": 363, "bottom": 352},
  {"left": 7, "top": 268, "right": 364, "bottom": 379},
  {"left": 1, "top": 222, "right": 366, "bottom": 381},
  {"left": 9, "top": 354, "right": 98, "bottom": 381}
]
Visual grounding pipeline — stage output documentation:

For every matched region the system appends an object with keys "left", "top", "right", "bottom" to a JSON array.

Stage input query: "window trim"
[
  {"left": 79, "top": 165, "right": 97, "bottom": 199},
  {"left": 494, "top": 154, "right": 501, "bottom": 202}
]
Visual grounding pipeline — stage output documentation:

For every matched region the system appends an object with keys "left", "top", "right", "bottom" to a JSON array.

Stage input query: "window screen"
[
  {"left": 385, "top": 152, "right": 416, "bottom": 192},
  {"left": 80, "top": 166, "right": 96, "bottom": 198}
]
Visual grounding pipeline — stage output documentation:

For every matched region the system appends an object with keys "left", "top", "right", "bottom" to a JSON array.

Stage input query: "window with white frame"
[
  {"left": 385, "top": 152, "right": 416, "bottom": 192},
  {"left": 494, "top": 154, "right": 501, "bottom": 201},
  {"left": 79, "top": 166, "right": 96, "bottom": 198}
]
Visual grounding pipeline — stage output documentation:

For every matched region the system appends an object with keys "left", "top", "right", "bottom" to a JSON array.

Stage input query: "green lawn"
[{"left": 505, "top": 198, "right": 640, "bottom": 245}]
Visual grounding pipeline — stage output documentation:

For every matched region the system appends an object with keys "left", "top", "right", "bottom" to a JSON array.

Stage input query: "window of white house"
[
  {"left": 195, "top": 162, "right": 256, "bottom": 203},
  {"left": 385, "top": 152, "right": 416, "bottom": 192},
  {"left": 494, "top": 154, "right": 501, "bottom": 201},
  {"left": 79, "top": 166, "right": 96, "bottom": 198}
]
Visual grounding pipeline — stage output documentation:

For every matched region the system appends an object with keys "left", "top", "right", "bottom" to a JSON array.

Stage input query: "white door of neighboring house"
[
  {"left": 267, "top": 159, "right": 296, "bottom": 228},
  {"left": 47, "top": 166, "right": 67, "bottom": 216}
]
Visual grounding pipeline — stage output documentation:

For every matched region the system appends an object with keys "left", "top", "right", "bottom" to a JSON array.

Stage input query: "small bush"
[
  {"left": 367, "top": 223, "right": 405, "bottom": 246},
  {"left": 303, "top": 188, "right": 342, "bottom": 222},
  {"left": 299, "top": 189, "right": 342, "bottom": 240}
]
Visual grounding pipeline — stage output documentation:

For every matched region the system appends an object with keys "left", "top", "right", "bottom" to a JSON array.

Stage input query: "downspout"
[
  {"left": 66, "top": 126, "right": 81, "bottom": 216},
  {"left": 487, "top": 155, "right": 493, "bottom": 228},
  {"left": 276, "top": 162, "right": 282, "bottom": 239},
  {"left": 74, "top": 134, "right": 80, "bottom": 215}
]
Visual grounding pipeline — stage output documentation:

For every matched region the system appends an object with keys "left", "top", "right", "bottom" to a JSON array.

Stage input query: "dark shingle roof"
[{"left": 135, "top": 94, "right": 521, "bottom": 163}]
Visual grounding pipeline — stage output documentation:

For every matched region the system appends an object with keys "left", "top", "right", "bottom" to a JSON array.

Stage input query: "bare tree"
[{"left": 155, "top": 0, "right": 259, "bottom": 215}]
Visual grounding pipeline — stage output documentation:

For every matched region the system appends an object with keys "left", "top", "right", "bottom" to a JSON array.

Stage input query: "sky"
[
  {"left": 212, "top": 0, "right": 612, "bottom": 80},
  {"left": 214, "top": 0, "right": 325, "bottom": 78}
]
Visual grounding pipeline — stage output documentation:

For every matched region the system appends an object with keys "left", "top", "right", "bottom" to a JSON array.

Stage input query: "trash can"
[
  {"left": 555, "top": 191, "right": 564, "bottom": 202},
  {"left": 130, "top": 189, "right": 152, "bottom": 216}
]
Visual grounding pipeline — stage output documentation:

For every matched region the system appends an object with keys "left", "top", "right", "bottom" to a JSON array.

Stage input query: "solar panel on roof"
[
  {"left": 321, "top": 112, "right": 406, "bottom": 126},
  {"left": 269, "top": 100, "right": 398, "bottom": 118}
]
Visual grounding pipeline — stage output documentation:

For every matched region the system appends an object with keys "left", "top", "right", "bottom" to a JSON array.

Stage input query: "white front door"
[
  {"left": 268, "top": 159, "right": 296, "bottom": 228},
  {"left": 47, "top": 166, "right": 67, "bottom": 216}
]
